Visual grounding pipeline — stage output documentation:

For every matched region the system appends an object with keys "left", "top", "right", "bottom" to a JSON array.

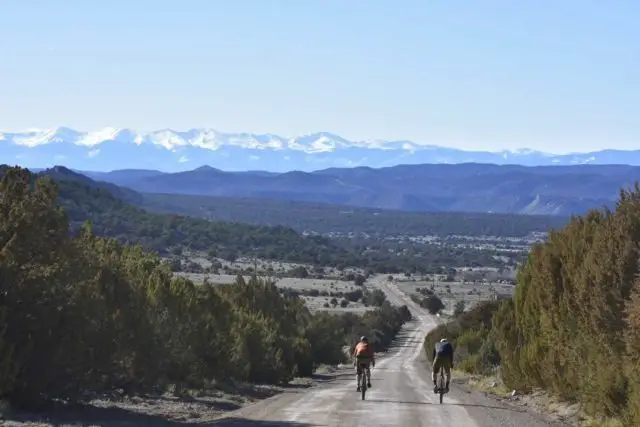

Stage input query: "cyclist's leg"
[
  {"left": 432, "top": 356, "right": 442, "bottom": 392},
  {"left": 365, "top": 361, "right": 372, "bottom": 387},
  {"left": 432, "top": 356, "right": 442, "bottom": 384},
  {"left": 356, "top": 359, "right": 363, "bottom": 390},
  {"left": 444, "top": 358, "right": 452, "bottom": 392}
]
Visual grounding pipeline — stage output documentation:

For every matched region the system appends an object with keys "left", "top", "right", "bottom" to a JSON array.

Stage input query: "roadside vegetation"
[
  {"left": 424, "top": 186, "right": 640, "bottom": 425},
  {"left": 424, "top": 301, "right": 500, "bottom": 375},
  {"left": 0, "top": 167, "right": 411, "bottom": 409}
]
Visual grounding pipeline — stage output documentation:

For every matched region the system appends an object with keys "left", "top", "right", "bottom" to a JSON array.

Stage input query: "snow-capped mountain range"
[{"left": 1, "top": 126, "right": 638, "bottom": 172}]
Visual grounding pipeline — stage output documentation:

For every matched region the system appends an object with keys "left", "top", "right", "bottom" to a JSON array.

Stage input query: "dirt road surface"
[{"left": 214, "top": 276, "right": 570, "bottom": 426}]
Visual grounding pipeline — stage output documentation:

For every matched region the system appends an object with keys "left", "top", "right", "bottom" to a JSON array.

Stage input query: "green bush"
[
  {"left": 423, "top": 301, "right": 500, "bottom": 376},
  {"left": 424, "top": 184, "right": 640, "bottom": 422},
  {"left": 0, "top": 167, "right": 413, "bottom": 407}
]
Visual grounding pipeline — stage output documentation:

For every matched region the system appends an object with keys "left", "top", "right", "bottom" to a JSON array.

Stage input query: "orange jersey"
[{"left": 353, "top": 341, "right": 374, "bottom": 358}]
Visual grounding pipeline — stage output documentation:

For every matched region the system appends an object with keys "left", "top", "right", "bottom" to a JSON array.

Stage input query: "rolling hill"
[{"left": 1, "top": 165, "right": 347, "bottom": 265}]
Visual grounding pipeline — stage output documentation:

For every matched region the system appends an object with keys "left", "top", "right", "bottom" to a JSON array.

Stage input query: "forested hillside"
[
  {"left": 15, "top": 165, "right": 349, "bottom": 265},
  {"left": 0, "top": 165, "right": 513, "bottom": 273},
  {"left": 0, "top": 166, "right": 412, "bottom": 407},
  {"left": 424, "top": 185, "right": 640, "bottom": 424}
]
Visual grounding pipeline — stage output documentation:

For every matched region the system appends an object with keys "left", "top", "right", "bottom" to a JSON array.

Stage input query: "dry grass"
[
  {"left": 454, "top": 369, "right": 626, "bottom": 427},
  {"left": 580, "top": 420, "right": 624, "bottom": 427},
  {"left": 0, "top": 382, "right": 283, "bottom": 426},
  {"left": 175, "top": 255, "right": 516, "bottom": 316},
  {"left": 175, "top": 267, "right": 373, "bottom": 314},
  {"left": 175, "top": 273, "right": 249, "bottom": 285},
  {"left": 174, "top": 251, "right": 365, "bottom": 279},
  {"left": 277, "top": 277, "right": 372, "bottom": 313},
  {"left": 393, "top": 275, "right": 515, "bottom": 314},
  {"left": 453, "top": 369, "right": 512, "bottom": 398}
]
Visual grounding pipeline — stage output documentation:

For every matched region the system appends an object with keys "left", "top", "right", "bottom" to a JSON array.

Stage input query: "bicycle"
[
  {"left": 360, "top": 364, "right": 368, "bottom": 400},
  {"left": 357, "top": 362, "right": 372, "bottom": 400}
]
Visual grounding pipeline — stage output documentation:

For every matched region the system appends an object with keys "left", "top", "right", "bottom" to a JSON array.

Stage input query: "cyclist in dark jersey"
[{"left": 432, "top": 338, "right": 454, "bottom": 393}]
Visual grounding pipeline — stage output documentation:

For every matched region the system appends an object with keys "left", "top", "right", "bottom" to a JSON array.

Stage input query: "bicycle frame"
[{"left": 358, "top": 362, "right": 371, "bottom": 400}]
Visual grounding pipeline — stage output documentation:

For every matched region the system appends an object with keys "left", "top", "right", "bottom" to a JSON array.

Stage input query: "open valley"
[{"left": 0, "top": 164, "right": 633, "bottom": 426}]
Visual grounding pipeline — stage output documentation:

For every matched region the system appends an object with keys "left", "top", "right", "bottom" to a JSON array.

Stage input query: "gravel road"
[{"left": 213, "top": 276, "right": 571, "bottom": 426}]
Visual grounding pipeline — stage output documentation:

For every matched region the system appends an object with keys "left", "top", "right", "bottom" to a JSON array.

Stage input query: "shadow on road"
[
  {"left": 391, "top": 344, "right": 422, "bottom": 348},
  {"left": 364, "top": 398, "right": 526, "bottom": 412},
  {"left": 5, "top": 405, "right": 326, "bottom": 427},
  {"left": 311, "top": 373, "right": 353, "bottom": 382},
  {"left": 450, "top": 402, "right": 526, "bottom": 412},
  {"left": 212, "top": 419, "right": 323, "bottom": 426},
  {"left": 392, "top": 339, "right": 423, "bottom": 345},
  {"left": 5, "top": 404, "right": 205, "bottom": 426}
]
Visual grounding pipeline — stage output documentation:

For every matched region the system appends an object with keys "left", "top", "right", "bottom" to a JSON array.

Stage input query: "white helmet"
[{"left": 440, "top": 338, "right": 448, "bottom": 343}]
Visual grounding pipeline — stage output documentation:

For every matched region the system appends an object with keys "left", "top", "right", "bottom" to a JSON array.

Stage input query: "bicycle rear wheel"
[{"left": 361, "top": 370, "right": 367, "bottom": 400}]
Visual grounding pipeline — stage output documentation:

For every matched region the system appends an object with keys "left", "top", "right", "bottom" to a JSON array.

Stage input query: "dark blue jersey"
[{"left": 432, "top": 341, "right": 453, "bottom": 360}]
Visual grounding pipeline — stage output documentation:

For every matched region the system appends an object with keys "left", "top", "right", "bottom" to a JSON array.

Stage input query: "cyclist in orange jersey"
[{"left": 352, "top": 336, "right": 375, "bottom": 391}]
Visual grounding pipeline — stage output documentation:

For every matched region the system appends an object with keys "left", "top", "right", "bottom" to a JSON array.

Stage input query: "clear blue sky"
[{"left": 1, "top": 0, "right": 638, "bottom": 153}]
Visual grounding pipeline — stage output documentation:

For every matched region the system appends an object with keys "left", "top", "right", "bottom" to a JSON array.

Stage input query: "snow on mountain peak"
[
  {"left": 9, "top": 127, "right": 79, "bottom": 147},
  {"left": 501, "top": 147, "right": 554, "bottom": 157},
  {"left": 2, "top": 125, "right": 639, "bottom": 173},
  {"left": 0, "top": 126, "right": 447, "bottom": 153},
  {"left": 509, "top": 148, "right": 538, "bottom": 155},
  {"left": 288, "top": 132, "right": 350, "bottom": 153},
  {"left": 147, "top": 129, "right": 192, "bottom": 150},
  {"left": 78, "top": 127, "right": 130, "bottom": 146},
  {"left": 3, "top": 127, "right": 137, "bottom": 148},
  {"left": 142, "top": 129, "right": 289, "bottom": 151},
  {"left": 0, "top": 126, "right": 614, "bottom": 161},
  {"left": 225, "top": 132, "right": 286, "bottom": 150}
]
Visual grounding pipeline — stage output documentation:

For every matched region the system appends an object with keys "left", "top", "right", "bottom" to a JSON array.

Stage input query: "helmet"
[
  {"left": 440, "top": 338, "right": 448, "bottom": 343},
  {"left": 360, "top": 336, "right": 368, "bottom": 342}
]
